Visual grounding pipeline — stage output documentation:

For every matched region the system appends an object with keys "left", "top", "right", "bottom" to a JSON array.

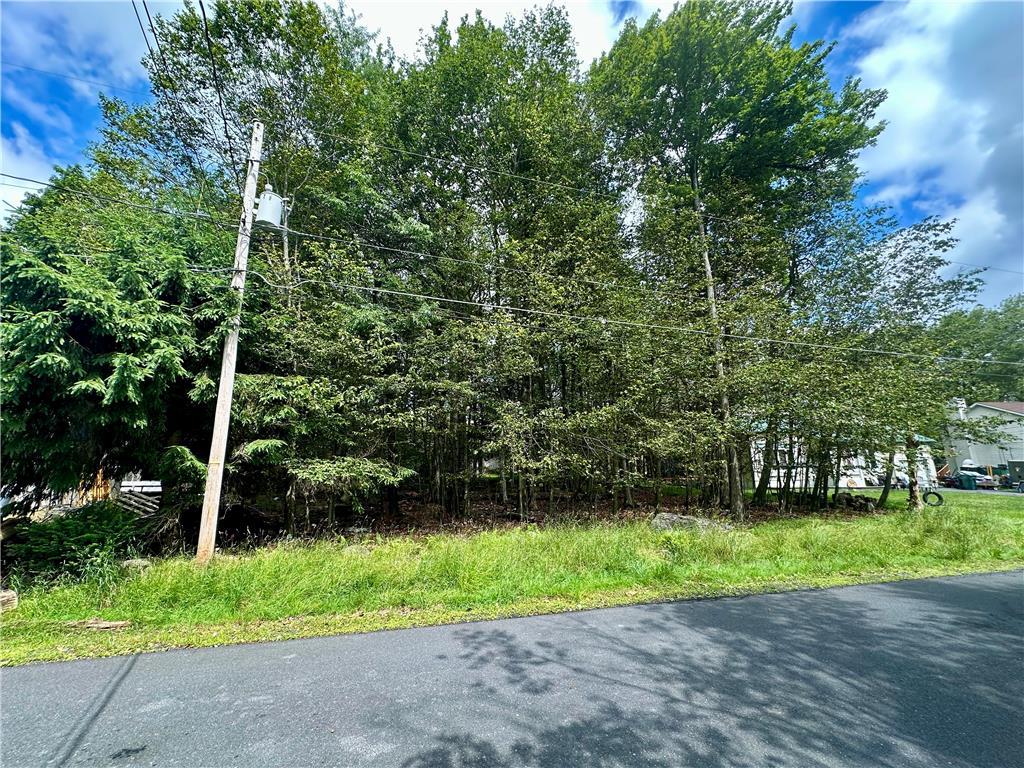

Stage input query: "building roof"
[{"left": 971, "top": 401, "right": 1024, "bottom": 415}]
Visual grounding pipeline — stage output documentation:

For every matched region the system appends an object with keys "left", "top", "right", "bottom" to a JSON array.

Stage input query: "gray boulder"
[{"left": 651, "top": 513, "right": 733, "bottom": 532}]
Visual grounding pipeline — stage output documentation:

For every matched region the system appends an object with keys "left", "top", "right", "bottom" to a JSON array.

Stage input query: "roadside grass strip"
[{"left": 3, "top": 492, "right": 1021, "bottom": 664}]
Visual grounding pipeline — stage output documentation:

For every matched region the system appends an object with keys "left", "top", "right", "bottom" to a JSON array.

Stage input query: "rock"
[
  {"left": 67, "top": 618, "right": 131, "bottom": 630},
  {"left": 122, "top": 558, "right": 152, "bottom": 571},
  {"left": 0, "top": 590, "right": 18, "bottom": 612},
  {"left": 834, "top": 494, "right": 880, "bottom": 513},
  {"left": 345, "top": 544, "right": 371, "bottom": 556},
  {"left": 651, "top": 513, "right": 733, "bottom": 532}
]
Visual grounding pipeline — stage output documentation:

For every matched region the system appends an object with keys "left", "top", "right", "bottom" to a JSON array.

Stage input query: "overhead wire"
[
  {"left": 426, "top": 305, "right": 1024, "bottom": 381},
  {"left": 141, "top": 0, "right": 168, "bottom": 70},
  {"left": 0, "top": 61, "right": 151, "bottom": 97},
  {"left": 188, "top": 265, "right": 1024, "bottom": 367},
  {"left": 197, "top": 0, "right": 242, "bottom": 187},
  {"left": 5, "top": 170, "right": 1021, "bottom": 369},
  {"left": 130, "top": 0, "right": 156, "bottom": 62},
  {"left": 6, "top": 168, "right": 1022, "bottom": 365},
  {"left": 0, "top": 173, "right": 703, "bottom": 304},
  {"left": 136, "top": 0, "right": 215, "bottom": 215},
  {"left": 3, "top": 221, "right": 1018, "bottom": 370},
  {"left": 0, "top": 173, "right": 232, "bottom": 225}
]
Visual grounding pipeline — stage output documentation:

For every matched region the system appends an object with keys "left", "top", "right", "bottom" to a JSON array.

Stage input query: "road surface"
[{"left": 2, "top": 571, "right": 1022, "bottom": 767}]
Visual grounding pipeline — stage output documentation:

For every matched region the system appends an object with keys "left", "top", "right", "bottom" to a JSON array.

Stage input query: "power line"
[
  {"left": 0, "top": 61, "right": 151, "bottom": 98},
  {"left": 0, "top": 180, "right": 45, "bottom": 192},
  {"left": 141, "top": 0, "right": 168, "bottom": 70},
  {"left": 0, "top": 172, "right": 704, "bottom": 304},
  {"left": 0, "top": 173, "right": 231, "bottom": 224},
  {"left": 130, "top": 0, "right": 156, "bottom": 62},
  {"left": 945, "top": 260, "right": 1024, "bottom": 276},
  {"left": 277, "top": 227, "right": 703, "bottom": 304},
  {"left": 11, "top": 254, "right": 1020, "bottom": 381},
  {"left": 6, "top": 169, "right": 1021, "bottom": 347},
  {"left": 421, "top": 306, "right": 1024, "bottom": 380},
  {"left": 193, "top": 266, "right": 1024, "bottom": 367},
  {"left": 5, "top": 207, "right": 1019, "bottom": 367},
  {"left": 197, "top": 0, "right": 241, "bottom": 185}
]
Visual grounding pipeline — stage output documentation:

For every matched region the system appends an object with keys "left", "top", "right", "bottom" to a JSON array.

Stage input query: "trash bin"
[{"left": 959, "top": 474, "right": 977, "bottom": 491}]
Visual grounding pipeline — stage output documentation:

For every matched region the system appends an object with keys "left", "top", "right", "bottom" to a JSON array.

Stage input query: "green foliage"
[
  {"left": 4, "top": 502, "right": 144, "bottom": 585},
  {"left": 932, "top": 295, "right": 1024, "bottom": 402},
  {"left": 156, "top": 445, "right": 208, "bottom": 540},
  {"left": 1, "top": 0, "right": 1014, "bottom": 532},
  {"left": 287, "top": 458, "right": 415, "bottom": 496},
  {"left": 0, "top": 170, "right": 230, "bottom": 499}
]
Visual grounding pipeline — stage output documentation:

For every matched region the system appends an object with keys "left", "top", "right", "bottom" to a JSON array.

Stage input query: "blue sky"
[{"left": 2, "top": 0, "right": 1021, "bottom": 306}]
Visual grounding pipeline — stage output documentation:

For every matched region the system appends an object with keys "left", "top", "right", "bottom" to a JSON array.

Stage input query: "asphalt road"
[{"left": 2, "top": 572, "right": 1022, "bottom": 768}]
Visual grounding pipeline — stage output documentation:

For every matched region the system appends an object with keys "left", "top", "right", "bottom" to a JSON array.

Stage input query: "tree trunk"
[
  {"left": 906, "top": 437, "right": 922, "bottom": 510},
  {"left": 753, "top": 427, "right": 776, "bottom": 506},
  {"left": 832, "top": 447, "right": 842, "bottom": 504},
  {"left": 877, "top": 449, "right": 897, "bottom": 509},
  {"left": 815, "top": 451, "right": 831, "bottom": 509},
  {"left": 801, "top": 450, "right": 813, "bottom": 509},
  {"left": 690, "top": 164, "right": 743, "bottom": 520},
  {"left": 780, "top": 431, "right": 795, "bottom": 513},
  {"left": 654, "top": 457, "right": 663, "bottom": 512},
  {"left": 517, "top": 474, "right": 525, "bottom": 521}
]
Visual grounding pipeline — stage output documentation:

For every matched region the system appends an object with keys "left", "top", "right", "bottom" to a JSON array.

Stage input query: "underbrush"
[{"left": 3, "top": 502, "right": 146, "bottom": 589}]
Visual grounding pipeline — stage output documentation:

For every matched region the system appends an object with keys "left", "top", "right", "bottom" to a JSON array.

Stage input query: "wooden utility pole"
[{"left": 196, "top": 121, "right": 264, "bottom": 564}]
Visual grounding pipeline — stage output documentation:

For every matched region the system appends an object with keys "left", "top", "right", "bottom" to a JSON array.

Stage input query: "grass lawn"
[{"left": 2, "top": 491, "right": 1021, "bottom": 665}]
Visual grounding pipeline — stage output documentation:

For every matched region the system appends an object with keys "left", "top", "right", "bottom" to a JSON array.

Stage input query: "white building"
[
  {"left": 750, "top": 440, "right": 938, "bottom": 490},
  {"left": 946, "top": 401, "right": 1024, "bottom": 472}
]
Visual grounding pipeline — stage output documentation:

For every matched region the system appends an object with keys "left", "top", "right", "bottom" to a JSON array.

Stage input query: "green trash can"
[{"left": 959, "top": 474, "right": 977, "bottom": 491}]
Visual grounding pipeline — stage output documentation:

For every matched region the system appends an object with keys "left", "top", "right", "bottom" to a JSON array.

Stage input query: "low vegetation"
[{"left": 3, "top": 492, "right": 1020, "bottom": 665}]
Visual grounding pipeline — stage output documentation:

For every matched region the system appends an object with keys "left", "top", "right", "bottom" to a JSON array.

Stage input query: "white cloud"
[
  {"left": 0, "top": 123, "right": 57, "bottom": 219},
  {"left": 0, "top": 2, "right": 181, "bottom": 220},
  {"left": 847, "top": 0, "right": 1024, "bottom": 305},
  {"left": 2, "top": 79, "right": 74, "bottom": 136},
  {"left": 1, "top": 0, "right": 659, "bottom": 224},
  {"left": 925, "top": 189, "right": 1024, "bottom": 299},
  {"left": 0, "top": 1, "right": 171, "bottom": 91},
  {"left": 342, "top": 1, "right": 664, "bottom": 68}
]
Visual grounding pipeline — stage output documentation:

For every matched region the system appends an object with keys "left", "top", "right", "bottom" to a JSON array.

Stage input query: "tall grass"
[{"left": 9, "top": 495, "right": 1022, "bottom": 635}]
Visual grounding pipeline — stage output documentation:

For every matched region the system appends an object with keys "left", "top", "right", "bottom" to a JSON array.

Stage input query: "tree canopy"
[{"left": 3, "top": 0, "right": 1016, "bottom": 530}]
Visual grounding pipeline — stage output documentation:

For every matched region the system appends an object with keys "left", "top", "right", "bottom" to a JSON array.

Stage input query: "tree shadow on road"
[{"left": 404, "top": 575, "right": 1023, "bottom": 768}]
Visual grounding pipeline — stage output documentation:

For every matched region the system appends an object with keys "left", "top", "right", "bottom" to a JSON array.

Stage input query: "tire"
[{"left": 923, "top": 490, "right": 943, "bottom": 507}]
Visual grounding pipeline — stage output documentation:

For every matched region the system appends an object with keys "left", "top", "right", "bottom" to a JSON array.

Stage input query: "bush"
[{"left": 4, "top": 502, "right": 145, "bottom": 585}]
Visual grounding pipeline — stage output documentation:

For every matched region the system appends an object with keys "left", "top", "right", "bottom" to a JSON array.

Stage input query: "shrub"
[{"left": 4, "top": 502, "right": 144, "bottom": 585}]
